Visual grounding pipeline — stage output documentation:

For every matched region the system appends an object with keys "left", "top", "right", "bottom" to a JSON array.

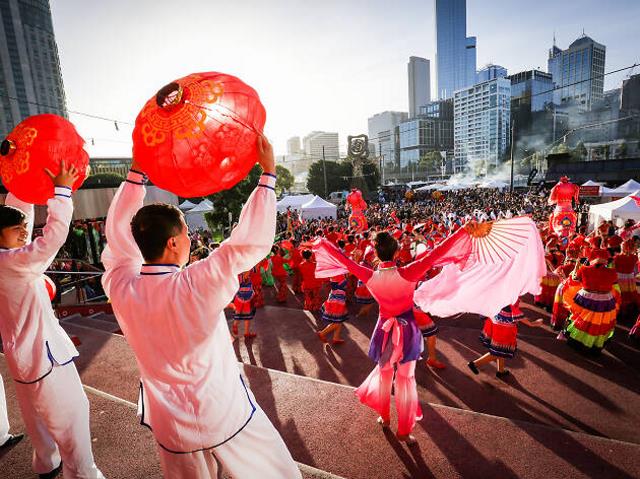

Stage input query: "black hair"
[
  {"left": 0, "top": 205, "right": 26, "bottom": 232},
  {"left": 130, "top": 204, "right": 184, "bottom": 261},
  {"left": 374, "top": 232, "right": 398, "bottom": 261},
  {"left": 302, "top": 249, "right": 312, "bottom": 260},
  {"left": 271, "top": 245, "right": 279, "bottom": 254},
  {"left": 337, "top": 239, "right": 346, "bottom": 249}
]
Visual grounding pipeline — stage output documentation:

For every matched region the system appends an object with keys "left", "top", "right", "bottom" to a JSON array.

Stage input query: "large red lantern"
[
  {"left": 0, "top": 114, "right": 89, "bottom": 205},
  {"left": 132, "top": 72, "right": 266, "bottom": 197}
]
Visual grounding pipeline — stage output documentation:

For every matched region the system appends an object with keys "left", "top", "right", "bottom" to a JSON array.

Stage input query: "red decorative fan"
[
  {"left": 464, "top": 217, "right": 535, "bottom": 264},
  {"left": 0, "top": 114, "right": 89, "bottom": 205},
  {"left": 132, "top": 72, "right": 266, "bottom": 197}
]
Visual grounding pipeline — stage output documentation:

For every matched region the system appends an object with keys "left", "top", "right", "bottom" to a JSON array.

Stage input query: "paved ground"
[{"left": 1, "top": 284, "right": 639, "bottom": 478}]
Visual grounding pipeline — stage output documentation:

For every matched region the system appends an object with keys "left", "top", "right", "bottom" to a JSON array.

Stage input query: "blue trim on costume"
[
  {"left": 14, "top": 341, "right": 76, "bottom": 384},
  {"left": 143, "top": 263, "right": 180, "bottom": 267},
  {"left": 129, "top": 169, "right": 145, "bottom": 175},
  {"left": 54, "top": 193, "right": 71, "bottom": 198},
  {"left": 125, "top": 179, "right": 144, "bottom": 185},
  {"left": 56, "top": 185, "right": 72, "bottom": 190},
  {"left": 258, "top": 184, "right": 275, "bottom": 191},
  {"left": 261, "top": 172, "right": 277, "bottom": 179},
  {"left": 140, "top": 272, "right": 172, "bottom": 276},
  {"left": 142, "top": 374, "right": 257, "bottom": 455}
]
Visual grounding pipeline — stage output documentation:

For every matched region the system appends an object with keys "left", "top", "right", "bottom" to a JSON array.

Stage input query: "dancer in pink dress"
[{"left": 313, "top": 218, "right": 545, "bottom": 443}]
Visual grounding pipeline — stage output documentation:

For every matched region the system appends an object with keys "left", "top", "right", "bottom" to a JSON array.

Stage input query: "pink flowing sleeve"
[
  {"left": 414, "top": 217, "right": 546, "bottom": 318},
  {"left": 312, "top": 238, "right": 373, "bottom": 283},
  {"left": 399, "top": 227, "right": 473, "bottom": 282}
]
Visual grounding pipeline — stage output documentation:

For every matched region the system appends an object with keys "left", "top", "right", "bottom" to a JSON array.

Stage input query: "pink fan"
[{"left": 464, "top": 218, "right": 535, "bottom": 264}]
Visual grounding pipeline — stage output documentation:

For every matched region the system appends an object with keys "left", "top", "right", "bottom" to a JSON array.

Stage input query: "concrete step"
[{"left": 63, "top": 314, "right": 121, "bottom": 333}]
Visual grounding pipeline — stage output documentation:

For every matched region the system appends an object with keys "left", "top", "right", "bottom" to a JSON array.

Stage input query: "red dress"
[
  {"left": 614, "top": 253, "right": 638, "bottom": 312},
  {"left": 271, "top": 254, "right": 288, "bottom": 303},
  {"left": 299, "top": 259, "right": 322, "bottom": 311}
]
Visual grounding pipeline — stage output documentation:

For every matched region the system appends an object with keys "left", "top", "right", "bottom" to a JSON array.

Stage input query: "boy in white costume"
[
  {"left": 0, "top": 162, "right": 104, "bottom": 479},
  {"left": 101, "top": 137, "right": 301, "bottom": 478}
]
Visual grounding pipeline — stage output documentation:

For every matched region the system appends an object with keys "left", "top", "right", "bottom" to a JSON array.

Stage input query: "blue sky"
[{"left": 49, "top": 0, "right": 640, "bottom": 157}]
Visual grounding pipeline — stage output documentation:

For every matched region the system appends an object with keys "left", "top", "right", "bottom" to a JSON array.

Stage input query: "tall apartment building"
[
  {"left": 453, "top": 77, "right": 511, "bottom": 174},
  {"left": 407, "top": 56, "right": 430, "bottom": 118},
  {"left": 0, "top": 0, "right": 67, "bottom": 138},
  {"left": 548, "top": 35, "right": 606, "bottom": 110},
  {"left": 302, "top": 131, "right": 339, "bottom": 161},
  {"left": 435, "top": 0, "right": 477, "bottom": 100}
]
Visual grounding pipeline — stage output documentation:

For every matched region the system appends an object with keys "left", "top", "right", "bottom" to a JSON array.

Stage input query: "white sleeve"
[
  {"left": 101, "top": 170, "right": 146, "bottom": 297},
  {"left": 1, "top": 188, "right": 73, "bottom": 275},
  {"left": 183, "top": 173, "right": 276, "bottom": 312}
]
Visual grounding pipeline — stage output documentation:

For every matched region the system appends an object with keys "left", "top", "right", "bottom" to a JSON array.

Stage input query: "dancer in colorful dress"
[
  {"left": 250, "top": 259, "right": 267, "bottom": 308},
  {"left": 413, "top": 304, "right": 446, "bottom": 369},
  {"left": 353, "top": 247, "right": 376, "bottom": 318},
  {"left": 535, "top": 238, "right": 564, "bottom": 309},
  {"left": 232, "top": 271, "right": 257, "bottom": 339},
  {"left": 317, "top": 274, "right": 349, "bottom": 344},
  {"left": 562, "top": 249, "right": 620, "bottom": 353},
  {"left": 468, "top": 301, "right": 543, "bottom": 378},
  {"left": 271, "top": 246, "right": 288, "bottom": 303}
]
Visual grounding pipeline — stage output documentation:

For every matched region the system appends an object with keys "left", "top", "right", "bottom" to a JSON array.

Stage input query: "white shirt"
[
  {"left": 0, "top": 188, "right": 78, "bottom": 383},
  {"left": 101, "top": 170, "right": 276, "bottom": 453}
]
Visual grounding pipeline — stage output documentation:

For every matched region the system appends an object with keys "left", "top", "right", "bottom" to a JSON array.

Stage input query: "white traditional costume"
[
  {"left": 101, "top": 170, "right": 300, "bottom": 479},
  {"left": 0, "top": 190, "right": 104, "bottom": 478}
]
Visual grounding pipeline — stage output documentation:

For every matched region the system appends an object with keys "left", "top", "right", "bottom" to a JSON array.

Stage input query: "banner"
[{"left": 579, "top": 185, "right": 600, "bottom": 197}]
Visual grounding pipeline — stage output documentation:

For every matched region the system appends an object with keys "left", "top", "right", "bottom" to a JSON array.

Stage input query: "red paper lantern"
[
  {"left": 43, "top": 274, "right": 56, "bottom": 301},
  {"left": 132, "top": 72, "right": 266, "bottom": 197},
  {"left": 0, "top": 114, "right": 89, "bottom": 205}
]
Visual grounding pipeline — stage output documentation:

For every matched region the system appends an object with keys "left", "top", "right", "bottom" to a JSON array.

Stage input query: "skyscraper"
[
  {"left": 0, "top": 0, "right": 67, "bottom": 138},
  {"left": 548, "top": 34, "right": 606, "bottom": 111},
  {"left": 407, "top": 56, "right": 430, "bottom": 118},
  {"left": 507, "top": 70, "right": 553, "bottom": 112},
  {"left": 435, "top": 0, "right": 477, "bottom": 100}
]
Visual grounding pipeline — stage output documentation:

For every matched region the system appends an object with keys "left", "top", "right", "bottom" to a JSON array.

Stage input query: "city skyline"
[{"left": 40, "top": 0, "right": 640, "bottom": 158}]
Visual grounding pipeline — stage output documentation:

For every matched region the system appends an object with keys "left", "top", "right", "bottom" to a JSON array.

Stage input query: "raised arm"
[
  {"left": 1, "top": 162, "right": 79, "bottom": 276},
  {"left": 312, "top": 238, "right": 373, "bottom": 283},
  {"left": 101, "top": 169, "right": 146, "bottom": 296},
  {"left": 399, "top": 226, "right": 472, "bottom": 282},
  {"left": 184, "top": 136, "right": 278, "bottom": 310}
]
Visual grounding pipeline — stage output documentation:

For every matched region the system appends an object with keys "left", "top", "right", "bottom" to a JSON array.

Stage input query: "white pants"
[
  {"left": 14, "top": 363, "right": 105, "bottom": 478},
  {"left": 157, "top": 406, "right": 301, "bottom": 479},
  {"left": 0, "top": 373, "right": 11, "bottom": 444}
]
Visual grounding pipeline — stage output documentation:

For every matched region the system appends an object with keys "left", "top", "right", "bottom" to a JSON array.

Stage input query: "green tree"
[
  {"left": 306, "top": 160, "right": 349, "bottom": 197},
  {"left": 572, "top": 141, "right": 587, "bottom": 161},
  {"left": 275, "top": 165, "right": 294, "bottom": 195},
  {"left": 418, "top": 151, "right": 442, "bottom": 172},
  {"left": 203, "top": 165, "right": 262, "bottom": 231}
]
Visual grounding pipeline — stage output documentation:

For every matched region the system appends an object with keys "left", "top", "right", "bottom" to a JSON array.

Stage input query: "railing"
[{"left": 46, "top": 259, "right": 106, "bottom": 305}]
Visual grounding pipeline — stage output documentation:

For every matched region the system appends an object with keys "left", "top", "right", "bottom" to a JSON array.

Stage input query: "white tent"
[
  {"left": 588, "top": 191, "right": 640, "bottom": 230},
  {"left": 605, "top": 179, "right": 640, "bottom": 197},
  {"left": 438, "top": 184, "right": 468, "bottom": 191},
  {"left": 581, "top": 180, "right": 604, "bottom": 187},
  {"left": 276, "top": 194, "right": 315, "bottom": 213},
  {"left": 184, "top": 201, "right": 213, "bottom": 231},
  {"left": 178, "top": 200, "right": 197, "bottom": 211},
  {"left": 300, "top": 195, "right": 337, "bottom": 220}
]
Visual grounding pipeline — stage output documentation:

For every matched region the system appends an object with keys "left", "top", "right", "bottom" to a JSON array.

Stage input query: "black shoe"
[
  {"left": 467, "top": 361, "right": 479, "bottom": 375},
  {"left": 496, "top": 370, "right": 511, "bottom": 379},
  {"left": 39, "top": 462, "right": 62, "bottom": 479},
  {"left": 0, "top": 433, "right": 24, "bottom": 449}
]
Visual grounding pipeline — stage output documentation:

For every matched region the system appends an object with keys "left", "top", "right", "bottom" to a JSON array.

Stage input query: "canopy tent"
[
  {"left": 178, "top": 200, "right": 197, "bottom": 211},
  {"left": 588, "top": 191, "right": 640, "bottom": 230},
  {"left": 184, "top": 200, "right": 213, "bottom": 231},
  {"left": 300, "top": 195, "right": 337, "bottom": 220},
  {"left": 438, "top": 184, "right": 469, "bottom": 191},
  {"left": 602, "top": 179, "right": 640, "bottom": 197},
  {"left": 581, "top": 180, "right": 604, "bottom": 187},
  {"left": 276, "top": 194, "right": 315, "bottom": 213}
]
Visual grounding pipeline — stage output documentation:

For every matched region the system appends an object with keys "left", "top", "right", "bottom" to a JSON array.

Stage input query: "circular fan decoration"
[
  {"left": 132, "top": 72, "right": 266, "bottom": 197},
  {"left": 0, "top": 114, "right": 89, "bottom": 205}
]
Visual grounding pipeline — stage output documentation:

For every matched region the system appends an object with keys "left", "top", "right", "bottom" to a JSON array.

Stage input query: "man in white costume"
[
  {"left": 0, "top": 377, "right": 24, "bottom": 449},
  {"left": 101, "top": 136, "right": 301, "bottom": 478},
  {"left": 0, "top": 162, "right": 104, "bottom": 479}
]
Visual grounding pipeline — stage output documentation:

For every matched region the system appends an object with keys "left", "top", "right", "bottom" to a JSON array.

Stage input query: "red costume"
[
  {"left": 299, "top": 258, "right": 322, "bottom": 311},
  {"left": 547, "top": 176, "right": 580, "bottom": 239},
  {"left": 271, "top": 254, "right": 288, "bottom": 303}
]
